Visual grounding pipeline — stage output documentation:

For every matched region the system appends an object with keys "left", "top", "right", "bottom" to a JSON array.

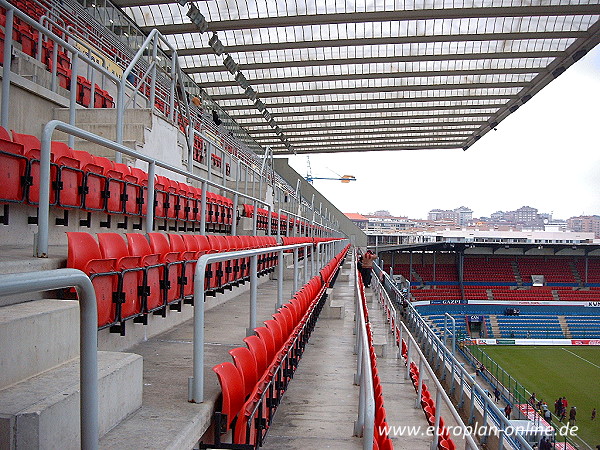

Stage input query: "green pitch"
[{"left": 476, "top": 346, "right": 600, "bottom": 447}]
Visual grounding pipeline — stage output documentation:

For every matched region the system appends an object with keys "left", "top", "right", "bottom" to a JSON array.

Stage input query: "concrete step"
[
  {"left": 53, "top": 123, "right": 148, "bottom": 143},
  {"left": 0, "top": 299, "right": 79, "bottom": 389},
  {"left": 0, "top": 245, "right": 67, "bottom": 306},
  {"left": 57, "top": 139, "right": 143, "bottom": 161},
  {"left": 0, "top": 351, "right": 142, "bottom": 450},
  {"left": 54, "top": 108, "right": 153, "bottom": 125}
]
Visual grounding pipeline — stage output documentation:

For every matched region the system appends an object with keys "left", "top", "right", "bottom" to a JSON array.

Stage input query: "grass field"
[{"left": 476, "top": 346, "right": 600, "bottom": 447}]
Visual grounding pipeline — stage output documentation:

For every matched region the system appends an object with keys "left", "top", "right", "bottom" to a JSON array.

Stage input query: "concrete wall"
[{"left": 273, "top": 158, "right": 367, "bottom": 247}]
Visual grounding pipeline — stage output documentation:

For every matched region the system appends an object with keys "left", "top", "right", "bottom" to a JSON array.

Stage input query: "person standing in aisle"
[{"left": 359, "top": 250, "right": 377, "bottom": 288}]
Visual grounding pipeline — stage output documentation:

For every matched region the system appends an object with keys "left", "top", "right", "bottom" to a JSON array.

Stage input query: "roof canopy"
[{"left": 115, "top": 0, "right": 600, "bottom": 155}]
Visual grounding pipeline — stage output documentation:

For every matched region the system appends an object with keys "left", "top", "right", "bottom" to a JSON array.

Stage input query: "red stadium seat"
[{"left": 66, "top": 232, "right": 118, "bottom": 329}]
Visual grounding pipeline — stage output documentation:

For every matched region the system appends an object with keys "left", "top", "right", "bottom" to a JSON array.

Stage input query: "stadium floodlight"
[
  {"left": 208, "top": 33, "right": 225, "bottom": 55},
  {"left": 235, "top": 72, "right": 249, "bottom": 90},
  {"left": 187, "top": 4, "right": 209, "bottom": 33},
  {"left": 255, "top": 99, "right": 265, "bottom": 112},
  {"left": 223, "top": 55, "right": 238, "bottom": 74},
  {"left": 245, "top": 86, "right": 257, "bottom": 101}
]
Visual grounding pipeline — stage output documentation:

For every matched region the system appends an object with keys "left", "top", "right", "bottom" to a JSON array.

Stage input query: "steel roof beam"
[
  {"left": 255, "top": 133, "right": 474, "bottom": 145},
  {"left": 184, "top": 51, "right": 563, "bottom": 74},
  {"left": 168, "top": 31, "right": 585, "bottom": 56},
  {"left": 236, "top": 112, "right": 492, "bottom": 128},
  {"left": 219, "top": 94, "right": 518, "bottom": 110},
  {"left": 136, "top": 5, "right": 600, "bottom": 34},
  {"left": 228, "top": 103, "right": 504, "bottom": 120},
  {"left": 242, "top": 121, "right": 487, "bottom": 133},
  {"left": 210, "top": 81, "right": 527, "bottom": 101},
  {"left": 198, "top": 67, "right": 541, "bottom": 88},
  {"left": 251, "top": 128, "right": 479, "bottom": 138},
  {"left": 272, "top": 143, "right": 462, "bottom": 155}
]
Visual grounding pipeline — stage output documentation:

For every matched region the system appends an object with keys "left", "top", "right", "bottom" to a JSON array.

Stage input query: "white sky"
[{"left": 285, "top": 44, "right": 600, "bottom": 221}]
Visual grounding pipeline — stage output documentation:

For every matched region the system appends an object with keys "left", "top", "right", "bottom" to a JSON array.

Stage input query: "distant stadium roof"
[{"left": 115, "top": 0, "right": 600, "bottom": 155}]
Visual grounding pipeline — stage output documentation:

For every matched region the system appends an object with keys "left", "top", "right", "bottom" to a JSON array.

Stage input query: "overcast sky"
[{"left": 285, "top": 45, "right": 600, "bottom": 221}]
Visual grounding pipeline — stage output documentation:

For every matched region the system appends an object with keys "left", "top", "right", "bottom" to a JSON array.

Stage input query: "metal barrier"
[
  {"left": 36, "top": 120, "right": 319, "bottom": 257},
  {"left": 353, "top": 253, "right": 375, "bottom": 450},
  {"left": 373, "top": 263, "right": 534, "bottom": 450},
  {"left": 372, "top": 272, "right": 480, "bottom": 449},
  {"left": 0, "top": 0, "right": 120, "bottom": 147},
  {"left": 0, "top": 269, "right": 98, "bottom": 450},
  {"left": 0, "top": 1, "right": 329, "bottom": 242},
  {"left": 189, "top": 239, "right": 346, "bottom": 403}
]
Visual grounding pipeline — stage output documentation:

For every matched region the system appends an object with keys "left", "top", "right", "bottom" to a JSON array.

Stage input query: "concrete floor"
[
  {"left": 263, "top": 262, "right": 434, "bottom": 450},
  {"left": 98, "top": 255, "right": 441, "bottom": 449}
]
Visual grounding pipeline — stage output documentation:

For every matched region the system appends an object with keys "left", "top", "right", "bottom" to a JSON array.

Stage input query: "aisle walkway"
[
  {"left": 263, "top": 262, "right": 362, "bottom": 449},
  {"left": 263, "top": 261, "right": 433, "bottom": 449}
]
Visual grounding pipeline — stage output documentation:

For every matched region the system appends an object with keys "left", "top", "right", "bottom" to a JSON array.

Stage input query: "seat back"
[
  {"left": 126, "top": 233, "right": 152, "bottom": 257},
  {"left": 212, "top": 362, "right": 245, "bottom": 430},
  {"left": 97, "top": 233, "right": 129, "bottom": 260},
  {"left": 229, "top": 346, "right": 258, "bottom": 399},
  {"left": 243, "top": 335, "right": 268, "bottom": 377},
  {"left": 254, "top": 326, "right": 276, "bottom": 364}
]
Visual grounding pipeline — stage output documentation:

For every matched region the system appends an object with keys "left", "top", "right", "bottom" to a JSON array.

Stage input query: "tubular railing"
[
  {"left": 3, "top": 0, "right": 298, "bottom": 207},
  {"left": 373, "top": 263, "right": 534, "bottom": 450},
  {"left": 353, "top": 253, "right": 375, "bottom": 450},
  {"left": 0, "top": 269, "right": 98, "bottom": 450},
  {"left": 0, "top": 0, "right": 120, "bottom": 148},
  {"left": 189, "top": 239, "right": 347, "bottom": 403},
  {"left": 462, "top": 345, "right": 584, "bottom": 449},
  {"left": 372, "top": 272, "right": 479, "bottom": 449},
  {"left": 36, "top": 121, "right": 338, "bottom": 257}
]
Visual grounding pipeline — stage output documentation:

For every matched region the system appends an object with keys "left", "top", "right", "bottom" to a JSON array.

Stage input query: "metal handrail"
[
  {"left": 353, "top": 252, "right": 375, "bottom": 450},
  {"left": 372, "top": 273, "right": 479, "bottom": 449},
  {"left": 0, "top": 269, "right": 98, "bottom": 450},
  {"left": 189, "top": 240, "right": 346, "bottom": 403},
  {"left": 37, "top": 120, "right": 294, "bottom": 257},
  {"left": 0, "top": 0, "right": 120, "bottom": 138},
  {"left": 373, "top": 263, "right": 533, "bottom": 450},
  {"left": 5, "top": 0, "right": 292, "bottom": 202}
]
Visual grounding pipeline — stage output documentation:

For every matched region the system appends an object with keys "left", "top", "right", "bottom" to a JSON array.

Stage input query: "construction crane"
[{"left": 305, "top": 156, "right": 356, "bottom": 184}]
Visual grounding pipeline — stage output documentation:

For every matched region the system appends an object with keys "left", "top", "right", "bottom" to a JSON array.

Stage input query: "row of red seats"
[
  {"left": 356, "top": 265, "right": 393, "bottom": 450},
  {"left": 0, "top": 128, "right": 234, "bottom": 232},
  {"left": 409, "top": 362, "right": 456, "bottom": 450},
  {"left": 242, "top": 204, "right": 318, "bottom": 235},
  {"left": 0, "top": 5, "right": 115, "bottom": 108},
  {"left": 66, "top": 232, "right": 278, "bottom": 335},
  {"left": 210, "top": 247, "right": 349, "bottom": 448}
]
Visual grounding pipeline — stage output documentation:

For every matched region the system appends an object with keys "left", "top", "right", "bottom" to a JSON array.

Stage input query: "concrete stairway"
[
  {"left": 53, "top": 108, "right": 151, "bottom": 160},
  {"left": 410, "top": 269, "right": 423, "bottom": 285},
  {"left": 557, "top": 316, "right": 572, "bottom": 338},
  {"left": 489, "top": 315, "right": 501, "bottom": 337},
  {"left": 511, "top": 261, "right": 523, "bottom": 286},
  {"left": 0, "top": 297, "right": 142, "bottom": 449},
  {"left": 568, "top": 261, "right": 584, "bottom": 287}
]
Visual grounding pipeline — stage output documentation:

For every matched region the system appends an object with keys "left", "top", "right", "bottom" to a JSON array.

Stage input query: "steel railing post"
[
  {"left": 248, "top": 255, "right": 258, "bottom": 336},
  {"left": 0, "top": 269, "right": 98, "bottom": 450},
  {"left": 1, "top": 8, "right": 13, "bottom": 128},
  {"left": 200, "top": 180, "right": 207, "bottom": 235},
  {"left": 146, "top": 162, "right": 156, "bottom": 232},
  {"left": 293, "top": 248, "right": 299, "bottom": 294},
  {"left": 277, "top": 250, "right": 284, "bottom": 309}
]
